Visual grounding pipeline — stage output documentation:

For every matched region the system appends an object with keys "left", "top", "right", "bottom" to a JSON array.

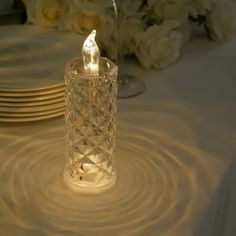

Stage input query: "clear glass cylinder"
[{"left": 64, "top": 57, "right": 118, "bottom": 193}]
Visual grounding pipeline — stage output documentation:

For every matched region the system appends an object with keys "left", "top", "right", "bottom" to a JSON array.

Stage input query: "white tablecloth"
[{"left": 0, "top": 31, "right": 236, "bottom": 236}]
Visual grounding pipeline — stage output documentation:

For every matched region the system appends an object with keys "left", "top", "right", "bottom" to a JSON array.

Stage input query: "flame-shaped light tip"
[
  {"left": 82, "top": 30, "right": 100, "bottom": 76},
  {"left": 83, "top": 30, "right": 96, "bottom": 49},
  {"left": 90, "top": 29, "right": 96, "bottom": 40}
]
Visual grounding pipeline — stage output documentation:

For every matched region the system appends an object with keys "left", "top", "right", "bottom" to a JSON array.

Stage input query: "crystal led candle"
[{"left": 64, "top": 31, "right": 118, "bottom": 193}]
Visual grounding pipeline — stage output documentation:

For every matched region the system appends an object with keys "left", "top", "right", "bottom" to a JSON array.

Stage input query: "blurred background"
[{"left": 0, "top": 0, "right": 26, "bottom": 25}]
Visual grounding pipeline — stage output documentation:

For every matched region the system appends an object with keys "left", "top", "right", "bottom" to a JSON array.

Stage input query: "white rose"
[
  {"left": 190, "top": 0, "right": 212, "bottom": 16},
  {"left": 58, "top": 6, "right": 115, "bottom": 49},
  {"left": 107, "top": 0, "right": 146, "bottom": 58},
  {"left": 119, "top": 0, "right": 145, "bottom": 18},
  {"left": 134, "top": 21, "right": 183, "bottom": 70},
  {"left": 206, "top": 2, "right": 236, "bottom": 42},
  {"left": 23, "top": 0, "right": 62, "bottom": 27},
  {"left": 62, "top": 0, "right": 112, "bottom": 14},
  {"left": 22, "top": 0, "right": 36, "bottom": 23},
  {"left": 106, "top": 3, "right": 145, "bottom": 60},
  {"left": 106, "top": 15, "right": 145, "bottom": 60},
  {"left": 147, "top": 0, "right": 190, "bottom": 24},
  {"left": 119, "top": 17, "right": 146, "bottom": 55},
  {"left": 189, "top": 0, "right": 224, "bottom": 17}
]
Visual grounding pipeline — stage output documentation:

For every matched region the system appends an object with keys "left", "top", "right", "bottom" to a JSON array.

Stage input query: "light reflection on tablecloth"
[{"left": 0, "top": 110, "right": 231, "bottom": 236}]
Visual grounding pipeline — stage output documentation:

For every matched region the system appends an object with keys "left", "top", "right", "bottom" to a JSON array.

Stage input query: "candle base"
[{"left": 64, "top": 166, "right": 117, "bottom": 193}]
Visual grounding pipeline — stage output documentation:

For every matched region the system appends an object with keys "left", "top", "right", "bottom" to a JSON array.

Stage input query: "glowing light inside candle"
[{"left": 81, "top": 30, "right": 100, "bottom": 76}]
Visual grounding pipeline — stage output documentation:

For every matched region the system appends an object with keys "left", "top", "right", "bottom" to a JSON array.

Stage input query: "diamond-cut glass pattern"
[{"left": 64, "top": 58, "right": 118, "bottom": 191}]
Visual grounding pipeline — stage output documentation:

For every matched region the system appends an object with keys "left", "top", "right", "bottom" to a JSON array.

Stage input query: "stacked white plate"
[{"left": 0, "top": 25, "right": 83, "bottom": 122}]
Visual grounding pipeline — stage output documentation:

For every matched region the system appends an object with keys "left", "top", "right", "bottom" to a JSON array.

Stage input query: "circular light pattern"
[{"left": 0, "top": 112, "right": 227, "bottom": 236}]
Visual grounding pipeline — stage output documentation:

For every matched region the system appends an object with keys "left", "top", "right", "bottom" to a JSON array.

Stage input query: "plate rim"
[
  {"left": 0, "top": 111, "right": 64, "bottom": 122},
  {"left": 0, "top": 84, "right": 65, "bottom": 95},
  {"left": 0, "top": 101, "right": 65, "bottom": 113},
  {"left": 0, "top": 91, "right": 64, "bottom": 102},
  {"left": 0, "top": 96, "right": 64, "bottom": 107},
  {"left": 0, "top": 107, "right": 65, "bottom": 117}
]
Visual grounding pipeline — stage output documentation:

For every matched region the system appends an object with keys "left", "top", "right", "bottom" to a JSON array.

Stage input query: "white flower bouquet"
[{"left": 22, "top": 0, "right": 236, "bottom": 70}]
